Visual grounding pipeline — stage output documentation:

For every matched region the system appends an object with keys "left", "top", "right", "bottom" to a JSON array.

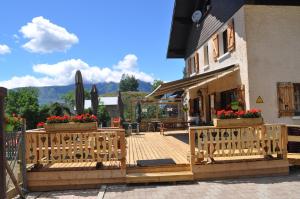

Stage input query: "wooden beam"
[
  {"left": 5, "top": 160, "right": 24, "bottom": 198},
  {"left": 0, "top": 87, "right": 7, "bottom": 199}
]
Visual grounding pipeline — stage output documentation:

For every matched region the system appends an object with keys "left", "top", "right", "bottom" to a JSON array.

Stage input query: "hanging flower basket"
[{"left": 213, "top": 109, "right": 264, "bottom": 127}]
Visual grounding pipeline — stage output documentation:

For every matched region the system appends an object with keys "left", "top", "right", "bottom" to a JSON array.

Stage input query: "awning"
[{"left": 147, "top": 65, "right": 239, "bottom": 98}]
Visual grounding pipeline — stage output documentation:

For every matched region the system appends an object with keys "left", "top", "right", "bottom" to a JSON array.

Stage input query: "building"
[
  {"left": 150, "top": 0, "right": 300, "bottom": 125},
  {"left": 99, "top": 97, "right": 119, "bottom": 118},
  {"left": 84, "top": 97, "right": 119, "bottom": 118}
]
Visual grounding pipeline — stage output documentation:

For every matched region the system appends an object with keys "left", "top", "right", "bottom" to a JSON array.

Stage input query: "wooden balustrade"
[
  {"left": 25, "top": 130, "right": 126, "bottom": 167},
  {"left": 189, "top": 124, "right": 288, "bottom": 164}
]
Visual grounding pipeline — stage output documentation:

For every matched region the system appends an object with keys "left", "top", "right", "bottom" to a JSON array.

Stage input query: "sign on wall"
[{"left": 256, "top": 96, "right": 264, "bottom": 104}]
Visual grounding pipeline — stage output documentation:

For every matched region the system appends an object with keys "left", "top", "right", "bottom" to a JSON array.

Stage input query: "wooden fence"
[
  {"left": 25, "top": 130, "right": 126, "bottom": 169},
  {"left": 189, "top": 124, "right": 288, "bottom": 164}
]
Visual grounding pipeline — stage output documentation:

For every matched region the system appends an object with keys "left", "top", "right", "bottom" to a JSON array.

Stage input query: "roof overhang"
[
  {"left": 167, "top": 0, "right": 198, "bottom": 58},
  {"left": 146, "top": 65, "right": 239, "bottom": 98}
]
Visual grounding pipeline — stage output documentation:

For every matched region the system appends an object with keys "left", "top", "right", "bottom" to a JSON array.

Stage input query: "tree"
[
  {"left": 49, "top": 102, "right": 71, "bottom": 116},
  {"left": 38, "top": 104, "right": 51, "bottom": 123},
  {"left": 5, "top": 88, "right": 39, "bottom": 129},
  {"left": 97, "top": 103, "right": 110, "bottom": 127},
  {"left": 152, "top": 80, "right": 164, "bottom": 91},
  {"left": 119, "top": 74, "right": 139, "bottom": 92},
  {"left": 61, "top": 90, "right": 91, "bottom": 108},
  {"left": 183, "top": 67, "right": 187, "bottom": 79}
]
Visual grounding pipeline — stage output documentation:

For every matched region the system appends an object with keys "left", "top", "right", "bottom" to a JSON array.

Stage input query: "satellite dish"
[{"left": 192, "top": 10, "right": 202, "bottom": 23}]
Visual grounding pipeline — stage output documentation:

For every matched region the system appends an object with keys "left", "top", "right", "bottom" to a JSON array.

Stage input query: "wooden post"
[
  {"left": 189, "top": 128, "right": 195, "bottom": 171},
  {"left": 20, "top": 119, "right": 27, "bottom": 191},
  {"left": 0, "top": 87, "right": 7, "bottom": 199},
  {"left": 281, "top": 125, "right": 288, "bottom": 160},
  {"left": 119, "top": 130, "right": 126, "bottom": 175}
]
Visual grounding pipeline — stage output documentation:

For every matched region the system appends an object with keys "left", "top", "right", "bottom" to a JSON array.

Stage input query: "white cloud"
[
  {"left": 0, "top": 54, "right": 154, "bottom": 89},
  {"left": 20, "top": 16, "right": 78, "bottom": 53},
  {"left": 0, "top": 44, "right": 11, "bottom": 54}
]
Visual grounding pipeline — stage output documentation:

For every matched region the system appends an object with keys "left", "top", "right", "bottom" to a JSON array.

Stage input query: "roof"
[
  {"left": 167, "top": 0, "right": 196, "bottom": 58},
  {"left": 146, "top": 65, "right": 238, "bottom": 97},
  {"left": 99, "top": 97, "right": 118, "bottom": 106}
]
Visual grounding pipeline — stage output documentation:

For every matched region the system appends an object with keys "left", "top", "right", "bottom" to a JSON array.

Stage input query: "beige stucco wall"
[{"left": 245, "top": 5, "right": 300, "bottom": 124}]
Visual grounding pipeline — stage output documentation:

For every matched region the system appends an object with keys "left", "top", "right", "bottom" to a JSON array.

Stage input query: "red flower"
[{"left": 37, "top": 122, "right": 45, "bottom": 128}]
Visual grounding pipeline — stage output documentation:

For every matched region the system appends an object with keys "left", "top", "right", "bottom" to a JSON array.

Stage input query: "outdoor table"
[{"left": 148, "top": 121, "right": 160, "bottom": 132}]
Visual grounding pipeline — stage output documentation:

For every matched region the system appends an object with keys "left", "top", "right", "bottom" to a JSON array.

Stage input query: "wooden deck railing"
[
  {"left": 25, "top": 129, "right": 126, "bottom": 169},
  {"left": 189, "top": 124, "right": 288, "bottom": 164}
]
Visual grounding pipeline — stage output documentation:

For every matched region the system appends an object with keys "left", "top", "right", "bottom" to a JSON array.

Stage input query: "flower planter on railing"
[
  {"left": 43, "top": 114, "right": 98, "bottom": 132},
  {"left": 214, "top": 109, "right": 263, "bottom": 127},
  {"left": 45, "top": 122, "right": 98, "bottom": 132},
  {"left": 213, "top": 117, "right": 263, "bottom": 127}
]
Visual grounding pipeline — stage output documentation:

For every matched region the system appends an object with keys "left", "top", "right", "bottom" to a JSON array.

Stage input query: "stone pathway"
[{"left": 25, "top": 169, "right": 300, "bottom": 199}]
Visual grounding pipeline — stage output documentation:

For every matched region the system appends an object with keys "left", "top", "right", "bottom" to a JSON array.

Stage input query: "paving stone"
[{"left": 24, "top": 171, "right": 300, "bottom": 199}]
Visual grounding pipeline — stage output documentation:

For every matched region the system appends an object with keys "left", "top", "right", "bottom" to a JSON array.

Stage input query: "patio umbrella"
[
  {"left": 75, "top": 70, "right": 85, "bottom": 115},
  {"left": 118, "top": 91, "right": 125, "bottom": 126},
  {"left": 90, "top": 84, "right": 99, "bottom": 117},
  {"left": 136, "top": 100, "right": 142, "bottom": 123}
]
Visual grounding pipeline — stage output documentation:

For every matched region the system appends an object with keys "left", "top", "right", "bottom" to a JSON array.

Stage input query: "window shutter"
[
  {"left": 188, "top": 58, "right": 192, "bottom": 76},
  {"left": 236, "top": 85, "right": 245, "bottom": 110},
  {"left": 212, "top": 34, "right": 219, "bottom": 62},
  {"left": 227, "top": 19, "right": 235, "bottom": 52},
  {"left": 277, "top": 82, "right": 295, "bottom": 117},
  {"left": 194, "top": 52, "right": 199, "bottom": 74}
]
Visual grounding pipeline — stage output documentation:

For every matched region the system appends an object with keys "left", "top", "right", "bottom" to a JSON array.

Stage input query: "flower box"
[
  {"left": 45, "top": 122, "right": 98, "bottom": 132},
  {"left": 213, "top": 117, "right": 263, "bottom": 127}
]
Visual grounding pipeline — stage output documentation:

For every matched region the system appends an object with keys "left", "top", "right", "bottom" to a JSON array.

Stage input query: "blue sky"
[{"left": 0, "top": 0, "right": 184, "bottom": 88}]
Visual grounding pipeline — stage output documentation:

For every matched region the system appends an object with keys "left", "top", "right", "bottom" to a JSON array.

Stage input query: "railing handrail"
[{"left": 26, "top": 128, "right": 125, "bottom": 135}]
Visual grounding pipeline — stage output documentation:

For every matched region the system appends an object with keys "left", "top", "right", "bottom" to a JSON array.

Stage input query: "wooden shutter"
[
  {"left": 227, "top": 19, "right": 235, "bottom": 52},
  {"left": 187, "top": 58, "right": 192, "bottom": 76},
  {"left": 277, "top": 82, "right": 295, "bottom": 117},
  {"left": 236, "top": 85, "right": 245, "bottom": 110},
  {"left": 212, "top": 34, "right": 219, "bottom": 62},
  {"left": 194, "top": 52, "right": 199, "bottom": 74}
]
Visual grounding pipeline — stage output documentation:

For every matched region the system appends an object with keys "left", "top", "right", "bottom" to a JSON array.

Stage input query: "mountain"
[{"left": 23, "top": 80, "right": 152, "bottom": 104}]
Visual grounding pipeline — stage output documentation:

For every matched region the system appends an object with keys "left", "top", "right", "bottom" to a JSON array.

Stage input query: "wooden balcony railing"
[
  {"left": 189, "top": 124, "right": 288, "bottom": 164},
  {"left": 25, "top": 129, "right": 126, "bottom": 169}
]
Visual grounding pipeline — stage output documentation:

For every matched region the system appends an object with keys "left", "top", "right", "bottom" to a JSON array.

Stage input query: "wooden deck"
[
  {"left": 25, "top": 128, "right": 292, "bottom": 191},
  {"left": 126, "top": 132, "right": 190, "bottom": 167}
]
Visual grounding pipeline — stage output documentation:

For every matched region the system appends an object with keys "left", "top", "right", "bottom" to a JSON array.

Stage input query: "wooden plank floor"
[{"left": 126, "top": 132, "right": 190, "bottom": 167}]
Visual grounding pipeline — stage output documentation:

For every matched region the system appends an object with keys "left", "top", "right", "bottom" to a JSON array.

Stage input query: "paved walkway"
[{"left": 26, "top": 169, "right": 300, "bottom": 199}]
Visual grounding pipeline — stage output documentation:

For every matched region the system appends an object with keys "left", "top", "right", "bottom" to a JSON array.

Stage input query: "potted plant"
[
  {"left": 213, "top": 109, "right": 263, "bottom": 127},
  {"left": 44, "top": 114, "right": 98, "bottom": 132}
]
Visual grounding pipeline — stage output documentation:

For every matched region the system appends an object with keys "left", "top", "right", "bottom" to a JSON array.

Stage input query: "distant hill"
[{"left": 15, "top": 80, "right": 152, "bottom": 105}]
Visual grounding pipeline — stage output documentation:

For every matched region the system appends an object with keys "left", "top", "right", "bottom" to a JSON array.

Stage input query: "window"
[
  {"left": 294, "top": 84, "right": 300, "bottom": 116},
  {"left": 204, "top": 45, "right": 209, "bottom": 66},
  {"left": 222, "top": 30, "right": 228, "bottom": 54},
  {"left": 220, "top": 89, "right": 237, "bottom": 110},
  {"left": 212, "top": 20, "right": 235, "bottom": 62}
]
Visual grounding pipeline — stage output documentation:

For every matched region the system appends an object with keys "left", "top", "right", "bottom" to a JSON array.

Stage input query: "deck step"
[
  {"left": 127, "top": 164, "right": 190, "bottom": 174},
  {"left": 126, "top": 171, "right": 194, "bottom": 183}
]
